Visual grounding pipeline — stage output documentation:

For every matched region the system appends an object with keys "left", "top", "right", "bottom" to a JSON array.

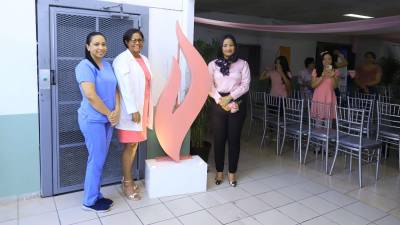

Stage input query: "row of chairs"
[
  {"left": 289, "top": 89, "right": 393, "bottom": 103},
  {"left": 248, "top": 91, "right": 400, "bottom": 188},
  {"left": 291, "top": 91, "right": 394, "bottom": 140}
]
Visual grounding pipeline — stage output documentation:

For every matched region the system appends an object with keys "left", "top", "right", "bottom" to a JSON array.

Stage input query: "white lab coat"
[{"left": 113, "top": 49, "right": 154, "bottom": 131}]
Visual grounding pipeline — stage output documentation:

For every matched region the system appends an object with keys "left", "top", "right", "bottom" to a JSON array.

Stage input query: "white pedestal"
[{"left": 145, "top": 155, "right": 207, "bottom": 198}]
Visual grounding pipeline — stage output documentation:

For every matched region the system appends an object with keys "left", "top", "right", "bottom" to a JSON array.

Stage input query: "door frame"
[{"left": 37, "top": 0, "right": 149, "bottom": 197}]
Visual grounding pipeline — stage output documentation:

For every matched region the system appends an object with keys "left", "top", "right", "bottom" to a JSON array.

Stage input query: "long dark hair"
[
  {"left": 216, "top": 34, "right": 239, "bottom": 63},
  {"left": 85, "top": 32, "right": 106, "bottom": 70},
  {"left": 316, "top": 51, "right": 337, "bottom": 77},
  {"left": 274, "top": 56, "right": 291, "bottom": 81}
]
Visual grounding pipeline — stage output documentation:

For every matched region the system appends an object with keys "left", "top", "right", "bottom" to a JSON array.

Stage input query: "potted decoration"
[{"left": 190, "top": 39, "right": 219, "bottom": 162}]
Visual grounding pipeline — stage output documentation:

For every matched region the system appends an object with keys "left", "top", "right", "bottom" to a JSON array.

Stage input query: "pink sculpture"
[{"left": 154, "top": 22, "right": 212, "bottom": 162}]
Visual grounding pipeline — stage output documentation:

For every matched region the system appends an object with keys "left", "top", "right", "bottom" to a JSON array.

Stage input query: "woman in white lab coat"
[{"left": 113, "top": 28, "right": 153, "bottom": 200}]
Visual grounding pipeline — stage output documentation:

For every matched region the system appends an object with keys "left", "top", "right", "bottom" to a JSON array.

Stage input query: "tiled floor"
[{"left": 1, "top": 132, "right": 400, "bottom": 225}]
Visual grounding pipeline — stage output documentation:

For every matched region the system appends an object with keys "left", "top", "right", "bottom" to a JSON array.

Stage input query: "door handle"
[{"left": 50, "top": 69, "right": 56, "bottom": 85}]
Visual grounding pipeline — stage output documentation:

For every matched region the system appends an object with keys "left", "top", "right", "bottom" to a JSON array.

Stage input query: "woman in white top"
[{"left": 113, "top": 28, "right": 153, "bottom": 201}]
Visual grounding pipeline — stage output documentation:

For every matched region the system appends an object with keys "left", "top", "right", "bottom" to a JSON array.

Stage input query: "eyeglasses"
[{"left": 130, "top": 39, "right": 143, "bottom": 43}]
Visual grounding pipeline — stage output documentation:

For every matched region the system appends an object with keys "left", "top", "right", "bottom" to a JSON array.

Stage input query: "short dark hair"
[
  {"left": 85, "top": 32, "right": 106, "bottom": 70},
  {"left": 216, "top": 34, "right": 239, "bottom": 63},
  {"left": 304, "top": 57, "right": 315, "bottom": 68},
  {"left": 123, "top": 28, "right": 144, "bottom": 48},
  {"left": 364, "top": 51, "right": 376, "bottom": 59}
]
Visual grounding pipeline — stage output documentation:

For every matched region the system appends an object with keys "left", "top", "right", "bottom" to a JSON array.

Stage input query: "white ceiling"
[{"left": 195, "top": 0, "right": 400, "bottom": 24}]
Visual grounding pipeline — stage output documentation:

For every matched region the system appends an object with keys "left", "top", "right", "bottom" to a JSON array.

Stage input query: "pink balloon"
[{"left": 154, "top": 22, "right": 212, "bottom": 162}]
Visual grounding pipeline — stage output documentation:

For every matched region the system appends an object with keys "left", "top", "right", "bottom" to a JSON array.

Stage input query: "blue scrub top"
[{"left": 75, "top": 59, "right": 117, "bottom": 122}]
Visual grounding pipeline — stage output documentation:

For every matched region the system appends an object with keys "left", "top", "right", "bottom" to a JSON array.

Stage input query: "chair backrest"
[
  {"left": 377, "top": 101, "right": 400, "bottom": 138},
  {"left": 289, "top": 89, "right": 301, "bottom": 99},
  {"left": 308, "top": 100, "right": 334, "bottom": 131},
  {"left": 336, "top": 106, "right": 365, "bottom": 138},
  {"left": 337, "top": 96, "right": 344, "bottom": 107},
  {"left": 378, "top": 95, "right": 392, "bottom": 103},
  {"left": 283, "top": 98, "right": 304, "bottom": 125},
  {"left": 249, "top": 91, "right": 266, "bottom": 120},
  {"left": 353, "top": 92, "right": 376, "bottom": 100},
  {"left": 265, "top": 94, "right": 281, "bottom": 120},
  {"left": 347, "top": 97, "right": 374, "bottom": 130},
  {"left": 377, "top": 86, "right": 391, "bottom": 97}
]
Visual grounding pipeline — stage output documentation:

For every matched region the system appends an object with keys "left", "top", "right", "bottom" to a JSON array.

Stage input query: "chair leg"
[
  {"left": 329, "top": 143, "right": 339, "bottom": 175},
  {"left": 303, "top": 136, "right": 311, "bottom": 164},
  {"left": 349, "top": 153, "right": 353, "bottom": 172},
  {"left": 370, "top": 149, "right": 376, "bottom": 163},
  {"left": 276, "top": 126, "right": 280, "bottom": 155},
  {"left": 376, "top": 148, "right": 381, "bottom": 180},
  {"left": 398, "top": 143, "right": 400, "bottom": 171},
  {"left": 367, "top": 149, "right": 371, "bottom": 163},
  {"left": 358, "top": 150, "right": 363, "bottom": 188},
  {"left": 299, "top": 134, "right": 302, "bottom": 163},
  {"left": 260, "top": 120, "right": 267, "bottom": 150},
  {"left": 384, "top": 143, "right": 388, "bottom": 159},
  {"left": 325, "top": 140, "right": 329, "bottom": 174},
  {"left": 279, "top": 129, "right": 286, "bottom": 155}
]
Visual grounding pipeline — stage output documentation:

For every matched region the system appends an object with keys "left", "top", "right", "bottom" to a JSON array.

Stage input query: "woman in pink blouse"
[
  {"left": 259, "top": 56, "right": 292, "bottom": 97},
  {"left": 209, "top": 34, "right": 251, "bottom": 187}
]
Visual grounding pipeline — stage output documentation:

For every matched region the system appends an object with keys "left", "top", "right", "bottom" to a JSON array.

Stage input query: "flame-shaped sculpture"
[{"left": 154, "top": 22, "right": 212, "bottom": 162}]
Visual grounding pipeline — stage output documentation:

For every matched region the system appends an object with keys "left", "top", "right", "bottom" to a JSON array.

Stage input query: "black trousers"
[{"left": 212, "top": 93, "right": 247, "bottom": 173}]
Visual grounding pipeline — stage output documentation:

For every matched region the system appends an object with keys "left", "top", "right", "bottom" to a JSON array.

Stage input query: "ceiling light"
[{"left": 343, "top": 14, "right": 374, "bottom": 19}]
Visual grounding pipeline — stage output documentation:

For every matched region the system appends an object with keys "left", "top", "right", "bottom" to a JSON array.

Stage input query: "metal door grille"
[{"left": 51, "top": 9, "right": 140, "bottom": 194}]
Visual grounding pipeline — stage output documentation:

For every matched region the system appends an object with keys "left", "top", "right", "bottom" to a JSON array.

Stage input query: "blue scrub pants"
[{"left": 78, "top": 114, "right": 113, "bottom": 206}]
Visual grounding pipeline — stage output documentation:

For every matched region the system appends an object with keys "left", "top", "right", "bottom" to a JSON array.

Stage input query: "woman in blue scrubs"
[{"left": 75, "top": 32, "right": 120, "bottom": 212}]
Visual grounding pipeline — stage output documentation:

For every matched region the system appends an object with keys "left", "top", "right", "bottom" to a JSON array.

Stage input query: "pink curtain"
[{"left": 194, "top": 15, "right": 400, "bottom": 34}]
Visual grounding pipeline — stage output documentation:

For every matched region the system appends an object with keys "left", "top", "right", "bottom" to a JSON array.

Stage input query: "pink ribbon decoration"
[
  {"left": 194, "top": 15, "right": 400, "bottom": 34},
  {"left": 154, "top": 22, "right": 212, "bottom": 162}
]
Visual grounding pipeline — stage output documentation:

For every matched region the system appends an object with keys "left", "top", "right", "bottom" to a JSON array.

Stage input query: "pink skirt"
[
  {"left": 117, "top": 129, "right": 147, "bottom": 143},
  {"left": 311, "top": 78, "right": 337, "bottom": 119}
]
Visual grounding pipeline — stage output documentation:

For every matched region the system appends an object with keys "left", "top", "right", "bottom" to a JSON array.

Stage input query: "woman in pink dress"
[
  {"left": 113, "top": 29, "right": 153, "bottom": 201},
  {"left": 311, "top": 51, "right": 340, "bottom": 119},
  {"left": 259, "top": 56, "right": 292, "bottom": 97}
]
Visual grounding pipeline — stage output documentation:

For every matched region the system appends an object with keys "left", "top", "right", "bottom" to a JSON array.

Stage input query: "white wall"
[
  {"left": 114, "top": 0, "right": 195, "bottom": 103},
  {"left": 352, "top": 38, "right": 398, "bottom": 65},
  {"left": 259, "top": 34, "right": 350, "bottom": 74},
  {"left": 0, "top": 0, "right": 194, "bottom": 115},
  {"left": 0, "top": 0, "right": 38, "bottom": 115},
  {"left": 384, "top": 42, "right": 400, "bottom": 59},
  {"left": 194, "top": 12, "right": 353, "bottom": 75}
]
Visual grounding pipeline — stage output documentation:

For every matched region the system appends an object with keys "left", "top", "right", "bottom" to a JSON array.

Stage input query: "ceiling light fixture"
[{"left": 343, "top": 14, "right": 374, "bottom": 19}]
